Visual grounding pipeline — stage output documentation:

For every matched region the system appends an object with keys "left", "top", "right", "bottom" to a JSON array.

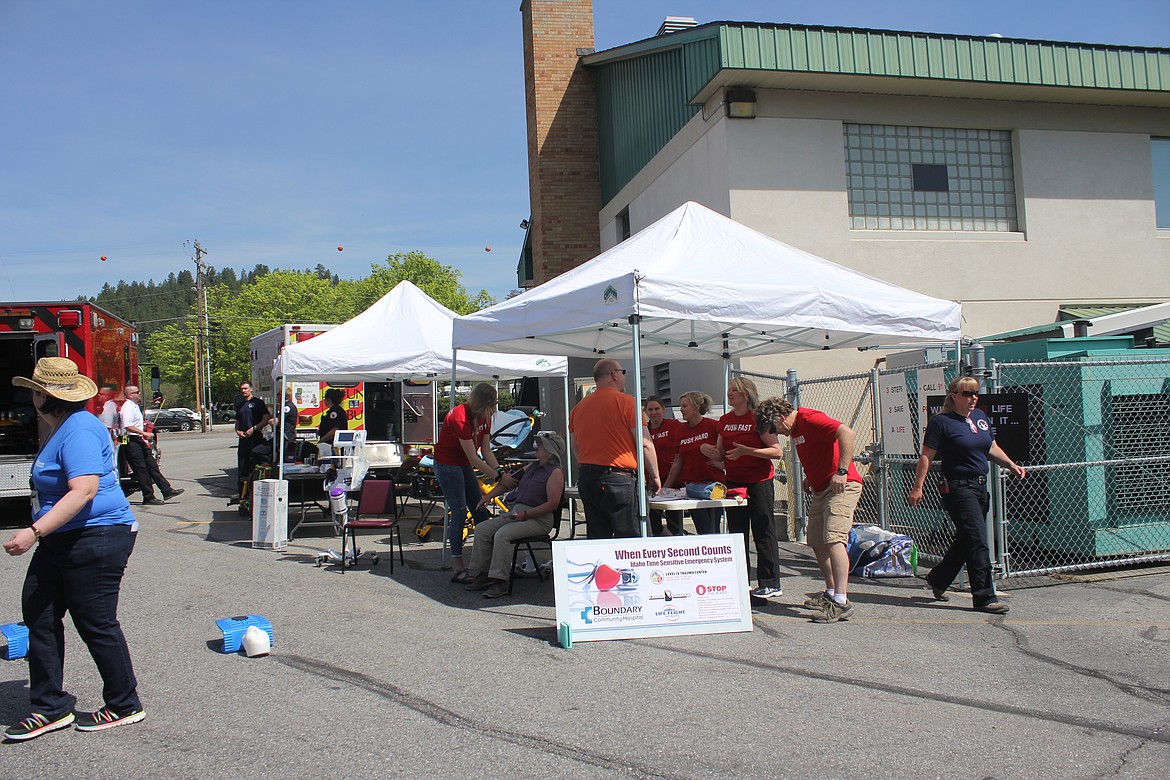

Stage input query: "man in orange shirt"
[{"left": 569, "top": 359, "right": 660, "bottom": 538}]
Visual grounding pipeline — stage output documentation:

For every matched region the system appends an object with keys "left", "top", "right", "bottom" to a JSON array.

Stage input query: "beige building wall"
[{"left": 600, "top": 88, "right": 1170, "bottom": 379}]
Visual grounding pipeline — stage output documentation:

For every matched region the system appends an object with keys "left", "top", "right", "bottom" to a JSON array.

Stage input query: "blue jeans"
[
  {"left": 725, "top": 480, "right": 780, "bottom": 587},
  {"left": 23, "top": 523, "right": 141, "bottom": 717},
  {"left": 649, "top": 507, "right": 685, "bottom": 536},
  {"left": 578, "top": 464, "right": 639, "bottom": 538},
  {"left": 929, "top": 482, "right": 996, "bottom": 605},
  {"left": 435, "top": 463, "right": 488, "bottom": 559}
]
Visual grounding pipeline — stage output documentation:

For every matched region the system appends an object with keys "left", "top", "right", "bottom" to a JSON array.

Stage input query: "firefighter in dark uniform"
[
  {"left": 235, "top": 382, "right": 271, "bottom": 496},
  {"left": 317, "top": 387, "right": 349, "bottom": 445}
]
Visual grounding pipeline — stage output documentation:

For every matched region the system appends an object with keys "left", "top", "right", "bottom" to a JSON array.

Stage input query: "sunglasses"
[
  {"left": 959, "top": 390, "right": 979, "bottom": 398},
  {"left": 612, "top": 369, "right": 627, "bottom": 375}
]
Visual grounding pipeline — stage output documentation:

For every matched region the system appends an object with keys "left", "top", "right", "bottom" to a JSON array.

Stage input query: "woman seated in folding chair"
[{"left": 464, "top": 431, "right": 566, "bottom": 599}]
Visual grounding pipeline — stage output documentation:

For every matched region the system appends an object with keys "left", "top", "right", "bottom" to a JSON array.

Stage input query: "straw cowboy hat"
[{"left": 12, "top": 357, "right": 98, "bottom": 402}]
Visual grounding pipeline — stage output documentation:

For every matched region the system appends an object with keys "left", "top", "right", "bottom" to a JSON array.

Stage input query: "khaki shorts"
[{"left": 806, "top": 481, "right": 862, "bottom": 546}]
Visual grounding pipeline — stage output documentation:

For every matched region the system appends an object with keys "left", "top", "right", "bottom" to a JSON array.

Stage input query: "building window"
[
  {"left": 617, "top": 208, "right": 631, "bottom": 242},
  {"left": 1154, "top": 138, "right": 1170, "bottom": 229},
  {"left": 844, "top": 124, "right": 1018, "bottom": 231},
  {"left": 912, "top": 163, "right": 949, "bottom": 192}
]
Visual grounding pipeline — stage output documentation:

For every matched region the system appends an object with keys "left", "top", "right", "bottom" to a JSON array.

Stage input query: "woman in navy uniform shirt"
[{"left": 908, "top": 376, "right": 1026, "bottom": 614}]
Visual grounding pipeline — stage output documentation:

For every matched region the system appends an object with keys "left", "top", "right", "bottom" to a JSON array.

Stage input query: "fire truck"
[{"left": 0, "top": 302, "right": 139, "bottom": 498}]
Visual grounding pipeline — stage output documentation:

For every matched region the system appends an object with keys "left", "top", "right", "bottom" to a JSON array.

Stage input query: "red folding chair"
[{"left": 341, "top": 480, "right": 404, "bottom": 574}]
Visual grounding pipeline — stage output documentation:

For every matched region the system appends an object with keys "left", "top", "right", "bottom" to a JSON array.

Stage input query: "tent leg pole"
[
  {"left": 442, "top": 351, "right": 459, "bottom": 567},
  {"left": 278, "top": 376, "right": 287, "bottom": 482},
  {"left": 630, "top": 316, "right": 648, "bottom": 538}
]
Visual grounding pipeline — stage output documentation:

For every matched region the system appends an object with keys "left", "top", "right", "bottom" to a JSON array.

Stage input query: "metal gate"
[{"left": 990, "top": 357, "right": 1170, "bottom": 577}]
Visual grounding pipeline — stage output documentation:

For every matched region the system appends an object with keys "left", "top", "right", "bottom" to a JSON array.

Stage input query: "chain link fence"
[
  {"left": 742, "top": 354, "right": 1170, "bottom": 581},
  {"left": 735, "top": 367, "right": 880, "bottom": 542}
]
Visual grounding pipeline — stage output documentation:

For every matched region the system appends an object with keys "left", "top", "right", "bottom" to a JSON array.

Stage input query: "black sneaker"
[
  {"left": 74, "top": 706, "right": 145, "bottom": 732},
  {"left": 750, "top": 585, "right": 783, "bottom": 600},
  {"left": 4, "top": 711, "right": 75, "bottom": 741},
  {"left": 162, "top": 488, "right": 184, "bottom": 500},
  {"left": 142, "top": 496, "right": 164, "bottom": 506}
]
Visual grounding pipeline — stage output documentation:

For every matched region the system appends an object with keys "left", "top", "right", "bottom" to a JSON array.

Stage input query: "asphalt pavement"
[{"left": 1, "top": 428, "right": 1167, "bottom": 779}]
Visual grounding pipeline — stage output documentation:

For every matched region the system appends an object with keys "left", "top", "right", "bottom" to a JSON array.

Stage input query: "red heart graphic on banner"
[{"left": 594, "top": 564, "right": 621, "bottom": 591}]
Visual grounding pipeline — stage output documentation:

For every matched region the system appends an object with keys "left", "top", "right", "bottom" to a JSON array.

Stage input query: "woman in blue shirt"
[
  {"left": 2, "top": 358, "right": 144, "bottom": 740},
  {"left": 908, "top": 375, "right": 1026, "bottom": 614}
]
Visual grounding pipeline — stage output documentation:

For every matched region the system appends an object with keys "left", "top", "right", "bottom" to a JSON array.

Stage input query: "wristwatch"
[{"left": 836, "top": 467, "right": 849, "bottom": 476}]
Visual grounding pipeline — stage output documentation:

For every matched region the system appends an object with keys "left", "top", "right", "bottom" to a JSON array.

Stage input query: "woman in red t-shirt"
[
  {"left": 435, "top": 383, "right": 508, "bottom": 582},
  {"left": 663, "top": 390, "right": 723, "bottom": 534},
  {"left": 645, "top": 396, "right": 684, "bottom": 536},
  {"left": 701, "top": 376, "right": 784, "bottom": 599}
]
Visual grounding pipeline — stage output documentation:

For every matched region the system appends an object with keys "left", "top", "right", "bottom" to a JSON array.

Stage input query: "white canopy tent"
[
  {"left": 269, "top": 281, "right": 568, "bottom": 562},
  {"left": 273, "top": 280, "right": 566, "bottom": 383},
  {"left": 452, "top": 201, "right": 963, "bottom": 531}
]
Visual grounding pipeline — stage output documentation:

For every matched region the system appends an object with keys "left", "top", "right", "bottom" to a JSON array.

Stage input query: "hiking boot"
[
  {"left": 750, "top": 585, "right": 783, "bottom": 600},
  {"left": 973, "top": 600, "right": 1010, "bottom": 615},
  {"left": 162, "top": 488, "right": 184, "bottom": 500},
  {"left": 4, "top": 712, "right": 74, "bottom": 741},
  {"left": 483, "top": 580, "right": 509, "bottom": 599},
  {"left": 74, "top": 706, "right": 145, "bottom": 732},
  {"left": 465, "top": 573, "right": 492, "bottom": 591},
  {"left": 810, "top": 599, "right": 854, "bottom": 623},
  {"left": 803, "top": 591, "right": 832, "bottom": 609}
]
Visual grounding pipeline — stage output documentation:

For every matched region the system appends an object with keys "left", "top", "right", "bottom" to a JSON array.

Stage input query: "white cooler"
[{"left": 252, "top": 478, "right": 289, "bottom": 550}]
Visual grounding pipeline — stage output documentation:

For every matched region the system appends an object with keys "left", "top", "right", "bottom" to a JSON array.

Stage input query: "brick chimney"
[{"left": 520, "top": 0, "right": 601, "bottom": 286}]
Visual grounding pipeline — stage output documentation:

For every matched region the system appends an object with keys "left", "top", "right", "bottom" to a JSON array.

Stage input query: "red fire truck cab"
[{"left": 0, "top": 302, "right": 139, "bottom": 498}]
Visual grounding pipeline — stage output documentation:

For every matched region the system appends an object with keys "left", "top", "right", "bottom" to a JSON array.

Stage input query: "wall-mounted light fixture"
[
  {"left": 519, "top": 219, "right": 530, "bottom": 230},
  {"left": 725, "top": 89, "right": 757, "bottom": 119}
]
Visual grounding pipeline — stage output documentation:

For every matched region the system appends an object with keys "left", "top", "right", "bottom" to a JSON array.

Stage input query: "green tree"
[
  {"left": 106, "top": 251, "right": 495, "bottom": 410},
  {"left": 357, "top": 251, "right": 494, "bottom": 314}
]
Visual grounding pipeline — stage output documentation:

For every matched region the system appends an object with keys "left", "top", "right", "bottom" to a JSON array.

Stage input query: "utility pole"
[{"left": 192, "top": 240, "right": 214, "bottom": 432}]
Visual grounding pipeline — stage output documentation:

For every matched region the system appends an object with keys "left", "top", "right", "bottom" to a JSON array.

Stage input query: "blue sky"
[{"left": 1, "top": 0, "right": 1167, "bottom": 307}]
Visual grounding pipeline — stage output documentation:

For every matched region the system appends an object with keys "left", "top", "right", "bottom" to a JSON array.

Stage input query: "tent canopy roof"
[
  {"left": 275, "top": 280, "right": 566, "bottom": 382},
  {"left": 452, "top": 202, "right": 962, "bottom": 360}
]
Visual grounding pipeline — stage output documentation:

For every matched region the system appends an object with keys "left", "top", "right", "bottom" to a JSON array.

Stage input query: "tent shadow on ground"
[{"left": 260, "top": 506, "right": 562, "bottom": 609}]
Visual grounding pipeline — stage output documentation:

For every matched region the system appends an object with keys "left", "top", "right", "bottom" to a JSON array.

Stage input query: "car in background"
[
  {"left": 146, "top": 408, "right": 198, "bottom": 432},
  {"left": 167, "top": 407, "right": 198, "bottom": 419}
]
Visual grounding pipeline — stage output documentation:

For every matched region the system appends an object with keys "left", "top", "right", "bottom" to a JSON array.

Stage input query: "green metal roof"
[
  {"left": 1060, "top": 306, "right": 1170, "bottom": 345},
  {"left": 980, "top": 305, "right": 1170, "bottom": 344},
  {"left": 585, "top": 22, "right": 1170, "bottom": 204}
]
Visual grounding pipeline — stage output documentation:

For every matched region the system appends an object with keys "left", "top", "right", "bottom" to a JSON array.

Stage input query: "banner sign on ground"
[{"left": 552, "top": 534, "right": 752, "bottom": 643}]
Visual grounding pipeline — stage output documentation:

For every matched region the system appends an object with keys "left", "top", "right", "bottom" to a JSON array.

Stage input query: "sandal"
[{"left": 450, "top": 570, "right": 472, "bottom": 584}]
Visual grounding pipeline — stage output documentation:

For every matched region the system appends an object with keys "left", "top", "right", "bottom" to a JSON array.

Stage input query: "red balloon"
[
  {"left": 100, "top": 256, "right": 107, "bottom": 261},
  {"left": 484, "top": 246, "right": 492, "bottom": 252},
  {"left": 337, "top": 245, "right": 344, "bottom": 251}
]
